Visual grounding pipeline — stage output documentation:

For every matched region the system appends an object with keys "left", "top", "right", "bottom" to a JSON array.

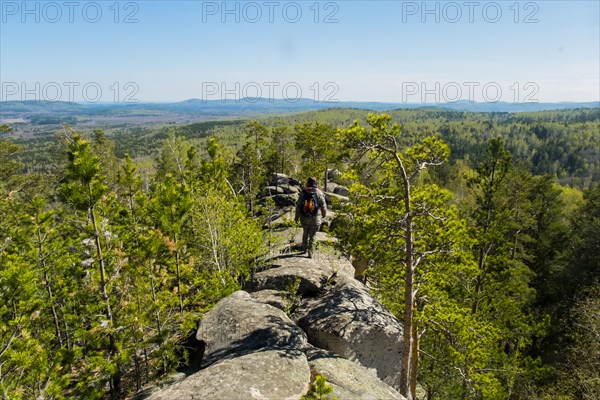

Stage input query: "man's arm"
[{"left": 318, "top": 190, "right": 327, "bottom": 218}]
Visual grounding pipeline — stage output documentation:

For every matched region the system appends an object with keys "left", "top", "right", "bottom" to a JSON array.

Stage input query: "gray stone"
[
  {"left": 146, "top": 350, "right": 310, "bottom": 400},
  {"left": 264, "top": 186, "right": 285, "bottom": 196},
  {"left": 270, "top": 173, "right": 290, "bottom": 186},
  {"left": 264, "top": 185, "right": 300, "bottom": 196},
  {"left": 319, "top": 257, "right": 355, "bottom": 278},
  {"left": 250, "top": 289, "right": 290, "bottom": 311},
  {"left": 248, "top": 256, "right": 337, "bottom": 296},
  {"left": 323, "top": 182, "right": 339, "bottom": 193},
  {"left": 269, "top": 194, "right": 297, "bottom": 207},
  {"left": 270, "top": 253, "right": 354, "bottom": 278},
  {"left": 307, "top": 349, "right": 406, "bottom": 400},
  {"left": 279, "top": 184, "right": 300, "bottom": 194},
  {"left": 333, "top": 185, "right": 350, "bottom": 197},
  {"left": 264, "top": 208, "right": 295, "bottom": 229},
  {"left": 324, "top": 192, "right": 350, "bottom": 205},
  {"left": 196, "top": 291, "right": 308, "bottom": 367},
  {"left": 293, "top": 275, "right": 404, "bottom": 390},
  {"left": 289, "top": 230, "right": 339, "bottom": 248},
  {"left": 327, "top": 169, "right": 342, "bottom": 181}
]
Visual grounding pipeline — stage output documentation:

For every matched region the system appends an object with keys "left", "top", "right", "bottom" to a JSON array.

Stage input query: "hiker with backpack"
[{"left": 294, "top": 177, "right": 327, "bottom": 258}]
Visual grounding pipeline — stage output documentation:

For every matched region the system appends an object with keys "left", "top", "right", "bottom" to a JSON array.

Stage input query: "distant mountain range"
[{"left": 1, "top": 99, "right": 599, "bottom": 123}]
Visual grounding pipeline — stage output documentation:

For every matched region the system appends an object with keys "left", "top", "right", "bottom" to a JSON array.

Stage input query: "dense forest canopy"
[
  {"left": 11, "top": 108, "right": 600, "bottom": 188},
  {"left": 0, "top": 108, "right": 599, "bottom": 399}
]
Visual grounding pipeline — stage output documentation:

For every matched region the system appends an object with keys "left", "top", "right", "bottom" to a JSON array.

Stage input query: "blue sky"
[{"left": 1, "top": 0, "right": 599, "bottom": 103}]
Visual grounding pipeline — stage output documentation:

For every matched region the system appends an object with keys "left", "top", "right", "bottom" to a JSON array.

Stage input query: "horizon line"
[{"left": 2, "top": 98, "right": 600, "bottom": 105}]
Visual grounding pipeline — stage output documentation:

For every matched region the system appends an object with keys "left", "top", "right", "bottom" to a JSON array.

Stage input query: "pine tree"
[
  {"left": 235, "top": 122, "right": 269, "bottom": 213},
  {"left": 58, "top": 132, "right": 124, "bottom": 397},
  {"left": 295, "top": 122, "right": 337, "bottom": 191},
  {"left": 339, "top": 113, "right": 453, "bottom": 399},
  {"left": 464, "top": 138, "right": 545, "bottom": 398}
]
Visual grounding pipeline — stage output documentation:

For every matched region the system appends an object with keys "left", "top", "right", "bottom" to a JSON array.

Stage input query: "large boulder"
[
  {"left": 279, "top": 184, "right": 300, "bottom": 194},
  {"left": 293, "top": 275, "right": 404, "bottom": 390},
  {"left": 270, "top": 173, "right": 291, "bottom": 186},
  {"left": 324, "top": 192, "right": 349, "bottom": 205},
  {"left": 307, "top": 349, "right": 406, "bottom": 400},
  {"left": 196, "top": 291, "right": 308, "bottom": 367},
  {"left": 263, "top": 207, "right": 295, "bottom": 229},
  {"left": 270, "top": 173, "right": 301, "bottom": 187},
  {"left": 271, "top": 253, "right": 354, "bottom": 277},
  {"left": 250, "top": 289, "right": 290, "bottom": 311},
  {"left": 248, "top": 256, "right": 339, "bottom": 296},
  {"left": 263, "top": 186, "right": 285, "bottom": 196},
  {"left": 146, "top": 350, "right": 310, "bottom": 400},
  {"left": 323, "top": 182, "right": 339, "bottom": 193},
  {"left": 268, "top": 193, "right": 297, "bottom": 207},
  {"left": 333, "top": 185, "right": 350, "bottom": 197},
  {"left": 263, "top": 185, "right": 300, "bottom": 197}
]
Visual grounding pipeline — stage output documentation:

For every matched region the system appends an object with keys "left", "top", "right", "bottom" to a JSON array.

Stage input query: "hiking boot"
[{"left": 307, "top": 251, "right": 313, "bottom": 258}]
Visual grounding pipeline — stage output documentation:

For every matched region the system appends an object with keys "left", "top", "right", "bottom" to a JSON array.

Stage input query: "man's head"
[{"left": 306, "top": 177, "right": 318, "bottom": 188}]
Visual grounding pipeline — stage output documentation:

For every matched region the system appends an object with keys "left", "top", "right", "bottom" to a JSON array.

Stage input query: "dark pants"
[{"left": 301, "top": 215, "right": 321, "bottom": 255}]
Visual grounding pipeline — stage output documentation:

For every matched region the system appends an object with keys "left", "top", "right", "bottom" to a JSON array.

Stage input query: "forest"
[{"left": 0, "top": 107, "right": 599, "bottom": 399}]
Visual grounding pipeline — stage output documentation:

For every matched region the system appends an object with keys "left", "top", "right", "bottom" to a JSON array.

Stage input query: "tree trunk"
[
  {"left": 324, "top": 162, "right": 329, "bottom": 192},
  {"left": 410, "top": 309, "right": 419, "bottom": 398},
  {"left": 174, "top": 234, "right": 184, "bottom": 315},
  {"left": 90, "top": 206, "right": 113, "bottom": 325},
  {"left": 399, "top": 177, "right": 416, "bottom": 399},
  {"left": 37, "top": 226, "right": 63, "bottom": 347},
  {"left": 90, "top": 205, "right": 121, "bottom": 397}
]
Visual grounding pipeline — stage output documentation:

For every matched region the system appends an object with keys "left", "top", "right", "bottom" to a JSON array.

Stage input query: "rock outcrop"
[
  {"left": 146, "top": 350, "right": 311, "bottom": 400},
  {"left": 196, "top": 291, "right": 309, "bottom": 367},
  {"left": 333, "top": 184, "right": 350, "bottom": 197},
  {"left": 324, "top": 191, "right": 350, "bottom": 205},
  {"left": 248, "top": 255, "right": 354, "bottom": 296},
  {"left": 268, "top": 193, "right": 298, "bottom": 207},
  {"left": 307, "top": 349, "right": 405, "bottom": 400},
  {"left": 140, "top": 181, "right": 406, "bottom": 400},
  {"left": 293, "top": 275, "right": 404, "bottom": 389}
]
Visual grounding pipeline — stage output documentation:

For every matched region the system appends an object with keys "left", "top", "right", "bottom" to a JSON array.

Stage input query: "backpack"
[{"left": 301, "top": 189, "right": 320, "bottom": 217}]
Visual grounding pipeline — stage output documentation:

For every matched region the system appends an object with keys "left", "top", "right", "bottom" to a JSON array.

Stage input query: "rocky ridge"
[{"left": 139, "top": 174, "right": 406, "bottom": 400}]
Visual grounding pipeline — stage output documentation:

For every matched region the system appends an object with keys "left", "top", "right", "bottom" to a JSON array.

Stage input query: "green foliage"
[
  {"left": 2, "top": 109, "right": 600, "bottom": 398},
  {"left": 266, "top": 123, "right": 297, "bottom": 175},
  {"left": 58, "top": 133, "right": 107, "bottom": 210},
  {"left": 0, "top": 125, "right": 23, "bottom": 194},
  {"left": 559, "top": 285, "right": 600, "bottom": 399},
  {"left": 339, "top": 113, "right": 455, "bottom": 398},
  {"left": 568, "top": 184, "right": 600, "bottom": 290},
  {"left": 282, "top": 277, "right": 302, "bottom": 316},
  {"left": 301, "top": 374, "right": 337, "bottom": 400},
  {"left": 233, "top": 122, "right": 270, "bottom": 213},
  {"left": 1, "top": 129, "right": 267, "bottom": 398},
  {"left": 294, "top": 122, "right": 339, "bottom": 189}
]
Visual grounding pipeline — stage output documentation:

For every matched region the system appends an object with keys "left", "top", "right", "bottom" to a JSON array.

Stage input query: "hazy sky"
[{"left": 1, "top": 0, "right": 599, "bottom": 103}]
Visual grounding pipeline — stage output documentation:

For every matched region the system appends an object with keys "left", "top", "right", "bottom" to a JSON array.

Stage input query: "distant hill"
[{"left": 2, "top": 99, "right": 599, "bottom": 123}]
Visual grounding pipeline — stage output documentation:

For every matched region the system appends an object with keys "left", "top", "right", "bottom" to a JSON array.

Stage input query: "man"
[{"left": 294, "top": 176, "right": 327, "bottom": 258}]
